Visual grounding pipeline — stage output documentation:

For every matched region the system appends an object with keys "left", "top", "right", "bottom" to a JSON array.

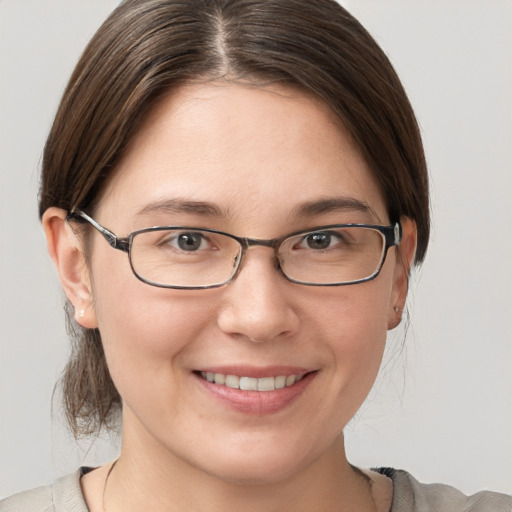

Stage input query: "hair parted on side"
[{"left": 39, "top": 0, "right": 429, "bottom": 438}]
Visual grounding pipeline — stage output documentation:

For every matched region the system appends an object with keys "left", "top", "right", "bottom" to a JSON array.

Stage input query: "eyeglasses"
[{"left": 68, "top": 210, "right": 401, "bottom": 289}]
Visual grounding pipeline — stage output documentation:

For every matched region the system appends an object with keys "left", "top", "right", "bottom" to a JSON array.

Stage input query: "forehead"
[{"left": 98, "top": 82, "right": 388, "bottom": 231}]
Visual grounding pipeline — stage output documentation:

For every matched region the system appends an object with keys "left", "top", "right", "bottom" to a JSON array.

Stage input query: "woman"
[{"left": 1, "top": 0, "right": 510, "bottom": 511}]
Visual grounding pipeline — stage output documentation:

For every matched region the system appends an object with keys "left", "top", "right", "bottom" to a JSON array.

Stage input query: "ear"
[
  {"left": 388, "top": 217, "right": 417, "bottom": 330},
  {"left": 42, "top": 207, "right": 98, "bottom": 328}
]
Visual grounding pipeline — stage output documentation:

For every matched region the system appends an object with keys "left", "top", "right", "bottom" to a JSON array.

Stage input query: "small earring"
[
  {"left": 394, "top": 306, "right": 400, "bottom": 314},
  {"left": 79, "top": 309, "right": 85, "bottom": 318}
]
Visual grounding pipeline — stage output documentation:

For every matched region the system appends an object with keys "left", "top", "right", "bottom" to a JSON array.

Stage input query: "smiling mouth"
[{"left": 198, "top": 371, "right": 308, "bottom": 391}]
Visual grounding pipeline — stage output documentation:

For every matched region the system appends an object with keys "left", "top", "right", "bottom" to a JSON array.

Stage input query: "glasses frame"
[{"left": 67, "top": 210, "right": 402, "bottom": 289}]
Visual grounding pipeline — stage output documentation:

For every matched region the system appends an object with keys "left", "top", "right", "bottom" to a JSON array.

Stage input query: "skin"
[{"left": 43, "top": 82, "right": 416, "bottom": 512}]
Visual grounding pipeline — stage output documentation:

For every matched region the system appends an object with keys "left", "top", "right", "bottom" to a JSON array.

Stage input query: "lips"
[{"left": 194, "top": 367, "right": 316, "bottom": 414}]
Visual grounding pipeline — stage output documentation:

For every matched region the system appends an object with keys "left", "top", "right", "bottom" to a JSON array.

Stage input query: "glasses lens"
[
  {"left": 279, "top": 226, "right": 386, "bottom": 285},
  {"left": 130, "top": 229, "right": 241, "bottom": 288}
]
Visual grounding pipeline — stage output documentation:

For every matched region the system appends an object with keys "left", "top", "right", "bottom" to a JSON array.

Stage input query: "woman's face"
[{"left": 83, "top": 83, "right": 410, "bottom": 484}]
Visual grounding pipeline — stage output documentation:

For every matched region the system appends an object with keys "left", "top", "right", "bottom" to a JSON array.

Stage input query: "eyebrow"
[
  {"left": 137, "top": 198, "right": 228, "bottom": 218},
  {"left": 292, "top": 196, "right": 380, "bottom": 220},
  {"left": 136, "top": 196, "right": 379, "bottom": 222}
]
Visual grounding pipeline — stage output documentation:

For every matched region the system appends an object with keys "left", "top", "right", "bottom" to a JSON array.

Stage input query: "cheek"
[
  {"left": 311, "top": 275, "right": 392, "bottom": 351},
  {"left": 88, "top": 249, "right": 215, "bottom": 399},
  {"left": 341, "top": 279, "right": 393, "bottom": 365},
  {"left": 335, "top": 297, "right": 388, "bottom": 383},
  {"left": 306, "top": 280, "right": 393, "bottom": 414}
]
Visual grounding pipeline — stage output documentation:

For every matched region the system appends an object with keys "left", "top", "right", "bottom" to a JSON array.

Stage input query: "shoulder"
[
  {"left": 0, "top": 485, "right": 53, "bottom": 512},
  {"left": 375, "top": 467, "right": 512, "bottom": 512},
  {"left": 0, "top": 470, "right": 87, "bottom": 512}
]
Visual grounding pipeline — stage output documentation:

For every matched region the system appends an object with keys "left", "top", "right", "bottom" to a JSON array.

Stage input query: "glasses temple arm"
[
  {"left": 67, "top": 210, "right": 129, "bottom": 252},
  {"left": 394, "top": 221, "right": 402, "bottom": 246}
]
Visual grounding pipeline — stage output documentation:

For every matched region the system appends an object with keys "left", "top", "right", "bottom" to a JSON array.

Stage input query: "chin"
[{"left": 184, "top": 436, "right": 324, "bottom": 486}]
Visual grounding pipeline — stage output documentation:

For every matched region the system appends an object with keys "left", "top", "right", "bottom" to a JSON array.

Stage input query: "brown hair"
[{"left": 40, "top": 0, "right": 429, "bottom": 438}]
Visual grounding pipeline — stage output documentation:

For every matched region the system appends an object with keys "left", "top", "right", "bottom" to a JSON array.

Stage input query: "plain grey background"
[{"left": 1, "top": 0, "right": 511, "bottom": 499}]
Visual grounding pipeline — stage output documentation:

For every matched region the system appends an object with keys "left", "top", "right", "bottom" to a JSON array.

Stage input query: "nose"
[{"left": 216, "top": 248, "right": 300, "bottom": 343}]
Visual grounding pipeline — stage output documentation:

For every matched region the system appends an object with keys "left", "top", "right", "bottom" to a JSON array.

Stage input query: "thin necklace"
[{"left": 102, "top": 459, "right": 118, "bottom": 512}]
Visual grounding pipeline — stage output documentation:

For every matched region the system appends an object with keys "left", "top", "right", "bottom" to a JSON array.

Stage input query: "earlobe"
[
  {"left": 388, "top": 217, "right": 417, "bottom": 330},
  {"left": 42, "top": 207, "right": 98, "bottom": 329}
]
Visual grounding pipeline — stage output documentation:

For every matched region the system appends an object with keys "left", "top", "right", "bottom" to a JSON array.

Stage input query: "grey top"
[{"left": 1, "top": 467, "right": 511, "bottom": 512}]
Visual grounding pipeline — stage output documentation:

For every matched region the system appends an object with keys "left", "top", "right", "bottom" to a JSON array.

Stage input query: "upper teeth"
[{"left": 200, "top": 372, "right": 304, "bottom": 391}]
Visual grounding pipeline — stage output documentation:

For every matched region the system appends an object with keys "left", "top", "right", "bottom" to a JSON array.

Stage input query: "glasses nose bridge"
[
  {"left": 235, "top": 236, "right": 283, "bottom": 275},
  {"left": 244, "top": 236, "right": 279, "bottom": 249}
]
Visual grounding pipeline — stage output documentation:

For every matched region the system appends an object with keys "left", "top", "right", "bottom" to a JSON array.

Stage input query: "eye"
[
  {"left": 166, "top": 231, "right": 210, "bottom": 252},
  {"left": 301, "top": 231, "right": 341, "bottom": 250}
]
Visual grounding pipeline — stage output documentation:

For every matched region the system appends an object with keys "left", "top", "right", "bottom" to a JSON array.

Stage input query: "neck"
[{"left": 103, "top": 420, "right": 376, "bottom": 512}]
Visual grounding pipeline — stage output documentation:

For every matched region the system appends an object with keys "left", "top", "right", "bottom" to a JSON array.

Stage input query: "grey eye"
[
  {"left": 305, "top": 232, "right": 335, "bottom": 250},
  {"left": 176, "top": 232, "right": 205, "bottom": 251}
]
